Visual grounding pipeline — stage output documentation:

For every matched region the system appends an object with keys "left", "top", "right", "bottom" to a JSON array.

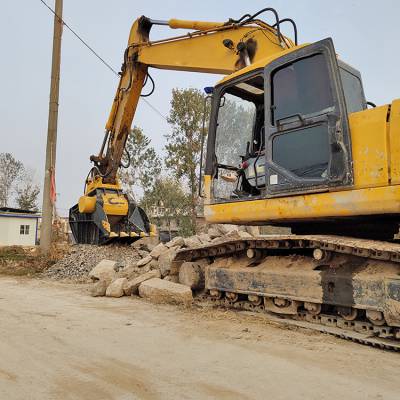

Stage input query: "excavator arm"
[
  {"left": 92, "top": 15, "right": 293, "bottom": 182},
  {"left": 70, "top": 10, "right": 295, "bottom": 244}
]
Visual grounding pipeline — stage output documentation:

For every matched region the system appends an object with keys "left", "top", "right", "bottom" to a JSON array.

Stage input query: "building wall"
[{"left": 0, "top": 216, "right": 38, "bottom": 246}]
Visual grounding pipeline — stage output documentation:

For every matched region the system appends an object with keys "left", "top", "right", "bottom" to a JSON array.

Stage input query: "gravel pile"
[
  {"left": 44, "top": 244, "right": 140, "bottom": 281},
  {"left": 44, "top": 224, "right": 262, "bottom": 283}
]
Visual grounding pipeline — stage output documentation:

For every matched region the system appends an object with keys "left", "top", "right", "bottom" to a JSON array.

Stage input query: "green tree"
[
  {"left": 0, "top": 153, "right": 23, "bottom": 207},
  {"left": 120, "top": 126, "right": 162, "bottom": 199},
  {"left": 140, "top": 177, "right": 192, "bottom": 237},
  {"left": 164, "top": 88, "right": 210, "bottom": 232}
]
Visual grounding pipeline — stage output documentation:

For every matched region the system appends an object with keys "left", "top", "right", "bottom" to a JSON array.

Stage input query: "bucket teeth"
[
  {"left": 140, "top": 232, "right": 148, "bottom": 237},
  {"left": 130, "top": 232, "right": 139, "bottom": 237},
  {"left": 120, "top": 232, "right": 128, "bottom": 237},
  {"left": 109, "top": 232, "right": 118, "bottom": 238}
]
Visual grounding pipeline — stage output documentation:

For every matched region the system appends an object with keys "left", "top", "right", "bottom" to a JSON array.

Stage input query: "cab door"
[{"left": 264, "top": 38, "right": 353, "bottom": 195}]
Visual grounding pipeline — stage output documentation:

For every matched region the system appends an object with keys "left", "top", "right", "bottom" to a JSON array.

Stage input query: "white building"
[{"left": 0, "top": 208, "right": 41, "bottom": 246}]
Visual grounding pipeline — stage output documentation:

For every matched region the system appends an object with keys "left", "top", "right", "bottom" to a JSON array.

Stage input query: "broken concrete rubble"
[
  {"left": 131, "top": 236, "right": 159, "bottom": 252},
  {"left": 165, "top": 236, "right": 185, "bottom": 248},
  {"left": 179, "top": 260, "right": 207, "bottom": 290},
  {"left": 106, "top": 278, "right": 127, "bottom": 298},
  {"left": 46, "top": 224, "right": 261, "bottom": 304},
  {"left": 184, "top": 236, "right": 202, "bottom": 248},
  {"left": 88, "top": 260, "right": 117, "bottom": 283},
  {"left": 164, "top": 275, "right": 179, "bottom": 283},
  {"left": 149, "top": 243, "right": 167, "bottom": 259},
  {"left": 90, "top": 280, "right": 108, "bottom": 297},
  {"left": 138, "top": 278, "right": 193, "bottom": 306},
  {"left": 158, "top": 246, "right": 179, "bottom": 278},
  {"left": 136, "top": 255, "right": 152, "bottom": 267},
  {"left": 123, "top": 269, "right": 161, "bottom": 296}
]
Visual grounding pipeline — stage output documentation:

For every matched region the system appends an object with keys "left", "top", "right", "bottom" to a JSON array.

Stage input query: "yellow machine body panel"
[
  {"left": 350, "top": 105, "right": 390, "bottom": 188},
  {"left": 78, "top": 195, "right": 96, "bottom": 214},
  {"left": 204, "top": 182, "right": 400, "bottom": 224},
  {"left": 102, "top": 192, "right": 129, "bottom": 216},
  {"left": 85, "top": 176, "right": 122, "bottom": 195},
  {"left": 389, "top": 99, "right": 400, "bottom": 184}
]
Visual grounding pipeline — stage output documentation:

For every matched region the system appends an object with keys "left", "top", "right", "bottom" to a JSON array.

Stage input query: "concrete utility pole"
[{"left": 40, "top": 0, "right": 63, "bottom": 253}]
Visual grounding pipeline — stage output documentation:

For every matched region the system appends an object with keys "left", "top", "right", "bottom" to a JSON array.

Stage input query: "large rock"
[
  {"left": 214, "top": 224, "right": 236, "bottom": 236},
  {"left": 237, "top": 230, "right": 253, "bottom": 239},
  {"left": 178, "top": 260, "right": 207, "bottom": 289},
  {"left": 184, "top": 236, "right": 202, "bottom": 248},
  {"left": 149, "top": 243, "right": 167, "bottom": 259},
  {"left": 123, "top": 269, "right": 161, "bottom": 296},
  {"left": 164, "top": 275, "right": 179, "bottom": 283},
  {"left": 90, "top": 280, "right": 108, "bottom": 297},
  {"left": 138, "top": 278, "right": 193, "bottom": 306},
  {"left": 198, "top": 233, "right": 211, "bottom": 244},
  {"left": 158, "top": 247, "right": 179, "bottom": 277},
  {"left": 138, "top": 250, "right": 150, "bottom": 258},
  {"left": 245, "top": 226, "right": 260, "bottom": 236},
  {"left": 117, "top": 264, "right": 138, "bottom": 280},
  {"left": 136, "top": 255, "right": 152, "bottom": 267},
  {"left": 147, "top": 259, "right": 160, "bottom": 271},
  {"left": 165, "top": 236, "right": 184, "bottom": 248},
  {"left": 207, "top": 227, "right": 221, "bottom": 239},
  {"left": 222, "top": 229, "right": 252, "bottom": 241},
  {"left": 131, "top": 237, "right": 159, "bottom": 252},
  {"left": 106, "top": 278, "right": 127, "bottom": 298},
  {"left": 89, "top": 260, "right": 117, "bottom": 283}
]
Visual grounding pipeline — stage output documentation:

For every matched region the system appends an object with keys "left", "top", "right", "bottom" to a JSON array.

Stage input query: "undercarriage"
[{"left": 175, "top": 234, "right": 400, "bottom": 350}]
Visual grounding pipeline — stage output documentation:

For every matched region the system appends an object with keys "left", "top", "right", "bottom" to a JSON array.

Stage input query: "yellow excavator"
[{"left": 70, "top": 8, "right": 400, "bottom": 348}]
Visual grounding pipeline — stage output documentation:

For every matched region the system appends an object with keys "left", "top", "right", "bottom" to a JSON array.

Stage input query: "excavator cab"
[{"left": 207, "top": 38, "right": 362, "bottom": 204}]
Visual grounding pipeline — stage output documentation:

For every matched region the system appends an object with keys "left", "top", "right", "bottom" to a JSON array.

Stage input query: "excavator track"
[
  {"left": 176, "top": 234, "right": 400, "bottom": 351},
  {"left": 176, "top": 234, "right": 400, "bottom": 264},
  {"left": 197, "top": 294, "right": 400, "bottom": 351}
]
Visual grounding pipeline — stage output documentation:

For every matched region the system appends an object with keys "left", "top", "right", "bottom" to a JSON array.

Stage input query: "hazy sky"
[{"left": 1, "top": 0, "right": 400, "bottom": 216}]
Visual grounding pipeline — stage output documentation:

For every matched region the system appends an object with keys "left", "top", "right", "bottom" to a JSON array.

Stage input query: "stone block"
[
  {"left": 138, "top": 278, "right": 193, "bottom": 306},
  {"left": 89, "top": 259, "right": 117, "bottom": 283},
  {"left": 106, "top": 278, "right": 127, "bottom": 298}
]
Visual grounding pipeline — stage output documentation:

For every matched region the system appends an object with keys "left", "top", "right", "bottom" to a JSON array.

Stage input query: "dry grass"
[{"left": 0, "top": 245, "right": 68, "bottom": 276}]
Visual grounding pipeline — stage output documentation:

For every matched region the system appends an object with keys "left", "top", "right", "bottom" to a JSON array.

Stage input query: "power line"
[{"left": 38, "top": 0, "right": 168, "bottom": 122}]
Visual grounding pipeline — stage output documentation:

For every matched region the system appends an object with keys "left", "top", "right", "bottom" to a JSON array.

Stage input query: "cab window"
[{"left": 271, "top": 53, "right": 333, "bottom": 125}]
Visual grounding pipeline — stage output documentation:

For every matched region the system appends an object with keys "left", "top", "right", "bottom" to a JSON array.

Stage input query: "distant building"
[{"left": 0, "top": 207, "right": 41, "bottom": 246}]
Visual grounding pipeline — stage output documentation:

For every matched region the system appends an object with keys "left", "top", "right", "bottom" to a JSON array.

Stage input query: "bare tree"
[
  {"left": 15, "top": 169, "right": 40, "bottom": 211},
  {"left": 0, "top": 153, "right": 23, "bottom": 207}
]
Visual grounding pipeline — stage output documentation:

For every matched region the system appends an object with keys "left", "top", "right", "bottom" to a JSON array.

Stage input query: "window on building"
[{"left": 19, "top": 225, "right": 30, "bottom": 235}]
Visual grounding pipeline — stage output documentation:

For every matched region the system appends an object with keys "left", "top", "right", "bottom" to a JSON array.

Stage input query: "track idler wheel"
[
  {"left": 248, "top": 294, "right": 263, "bottom": 306},
  {"left": 313, "top": 248, "right": 332, "bottom": 262},
  {"left": 338, "top": 307, "right": 358, "bottom": 321},
  {"left": 209, "top": 289, "right": 223, "bottom": 299},
  {"left": 225, "top": 292, "right": 239, "bottom": 302},
  {"left": 304, "top": 302, "right": 322, "bottom": 316},
  {"left": 366, "top": 310, "right": 386, "bottom": 326}
]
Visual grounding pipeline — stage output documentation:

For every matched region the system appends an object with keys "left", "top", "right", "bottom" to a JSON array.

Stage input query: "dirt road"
[{"left": 0, "top": 277, "right": 399, "bottom": 400}]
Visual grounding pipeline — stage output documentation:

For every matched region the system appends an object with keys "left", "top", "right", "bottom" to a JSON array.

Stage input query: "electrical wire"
[
  {"left": 39, "top": 0, "right": 119, "bottom": 76},
  {"left": 38, "top": 0, "right": 168, "bottom": 122}
]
